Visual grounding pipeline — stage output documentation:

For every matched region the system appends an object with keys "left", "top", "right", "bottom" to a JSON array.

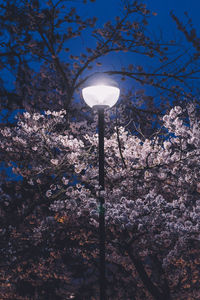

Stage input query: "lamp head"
[{"left": 82, "top": 75, "right": 120, "bottom": 109}]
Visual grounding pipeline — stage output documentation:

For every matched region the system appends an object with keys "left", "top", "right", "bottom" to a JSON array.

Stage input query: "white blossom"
[{"left": 50, "top": 159, "right": 59, "bottom": 165}]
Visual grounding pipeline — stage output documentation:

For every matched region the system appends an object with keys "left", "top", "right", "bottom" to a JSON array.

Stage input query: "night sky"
[
  {"left": 86, "top": 0, "right": 200, "bottom": 31},
  {"left": 67, "top": 0, "right": 200, "bottom": 98},
  {"left": 1, "top": 0, "right": 200, "bottom": 91},
  {"left": 91, "top": 0, "right": 200, "bottom": 56}
]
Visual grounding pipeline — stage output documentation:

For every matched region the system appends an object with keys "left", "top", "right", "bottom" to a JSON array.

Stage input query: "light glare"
[{"left": 82, "top": 85, "right": 120, "bottom": 108}]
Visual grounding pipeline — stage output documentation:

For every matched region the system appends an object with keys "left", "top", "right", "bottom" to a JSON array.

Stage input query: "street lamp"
[{"left": 82, "top": 78, "right": 120, "bottom": 300}]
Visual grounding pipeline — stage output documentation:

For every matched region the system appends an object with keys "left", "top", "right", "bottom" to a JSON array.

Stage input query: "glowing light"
[{"left": 82, "top": 85, "right": 120, "bottom": 108}]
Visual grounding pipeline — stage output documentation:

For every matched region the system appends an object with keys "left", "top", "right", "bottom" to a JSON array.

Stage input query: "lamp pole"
[
  {"left": 82, "top": 81, "right": 120, "bottom": 300},
  {"left": 98, "top": 107, "right": 106, "bottom": 300}
]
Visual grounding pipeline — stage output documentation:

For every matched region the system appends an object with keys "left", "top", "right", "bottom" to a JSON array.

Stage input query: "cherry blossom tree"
[
  {"left": 1, "top": 0, "right": 200, "bottom": 299},
  {"left": 0, "top": 103, "right": 200, "bottom": 299}
]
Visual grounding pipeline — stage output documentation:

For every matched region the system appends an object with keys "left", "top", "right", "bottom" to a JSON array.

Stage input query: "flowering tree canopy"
[{"left": 0, "top": 103, "right": 200, "bottom": 299}]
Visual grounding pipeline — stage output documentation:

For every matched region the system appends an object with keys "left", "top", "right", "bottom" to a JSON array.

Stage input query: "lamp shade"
[{"left": 82, "top": 85, "right": 120, "bottom": 108}]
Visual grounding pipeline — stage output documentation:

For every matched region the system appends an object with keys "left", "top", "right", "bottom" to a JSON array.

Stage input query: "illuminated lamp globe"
[{"left": 82, "top": 76, "right": 120, "bottom": 108}]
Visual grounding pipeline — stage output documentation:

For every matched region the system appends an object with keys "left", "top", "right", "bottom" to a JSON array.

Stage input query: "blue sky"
[
  {"left": 49, "top": 0, "right": 200, "bottom": 89},
  {"left": 85, "top": 0, "right": 200, "bottom": 32},
  {"left": 82, "top": 0, "right": 200, "bottom": 48},
  {"left": 1, "top": 0, "right": 200, "bottom": 91},
  {"left": 78, "top": 0, "right": 200, "bottom": 90}
]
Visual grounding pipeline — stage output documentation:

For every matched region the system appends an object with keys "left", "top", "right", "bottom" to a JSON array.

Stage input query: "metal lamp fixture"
[{"left": 82, "top": 76, "right": 120, "bottom": 300}]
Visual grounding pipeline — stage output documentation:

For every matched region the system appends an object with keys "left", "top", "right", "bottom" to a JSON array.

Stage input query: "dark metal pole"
[{"left": 98, "top": 108, "right": 106, "bottom": 300}]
